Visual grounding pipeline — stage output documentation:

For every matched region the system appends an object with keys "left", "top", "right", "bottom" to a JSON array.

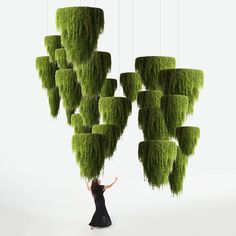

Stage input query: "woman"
[{"left": 86, "top": 177, "right": 118, "bottom": 230}]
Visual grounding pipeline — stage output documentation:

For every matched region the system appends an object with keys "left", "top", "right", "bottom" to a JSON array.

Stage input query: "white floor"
[{"left": 0, "top": 174, "right": 235, "bottom": 236}]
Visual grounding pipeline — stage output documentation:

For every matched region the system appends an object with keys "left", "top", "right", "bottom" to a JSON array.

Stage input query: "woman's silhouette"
[{"left": 86, "top": 177, "right": 118, "bottom": 230}]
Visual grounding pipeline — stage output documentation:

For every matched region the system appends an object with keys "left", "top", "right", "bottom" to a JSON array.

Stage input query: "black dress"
[{"left": 89, "top": 185, "right": 112, "bottom": 228}]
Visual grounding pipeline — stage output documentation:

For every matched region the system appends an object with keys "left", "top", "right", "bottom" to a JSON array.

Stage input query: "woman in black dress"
[{"left": 86, "top": 177, "right": 118, "bottom": 230}]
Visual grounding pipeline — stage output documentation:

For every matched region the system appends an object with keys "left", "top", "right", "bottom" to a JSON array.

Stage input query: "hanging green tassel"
[
  {"left": 169, "top": 147, "right": 188, "bottom": 195},
  {"left": 55, "top": 48, "right": 72, "bottom": 69},
  {"left": 99, "top": 97, "right": 132, "bottom": 134},
  {"left": 158, "top": 69, "right": 204, "bottom": 114},
  {"left": 56, "top": 7, "right": 104, "bottom": 64},
  {"left": 76, "top": 51, "right": 111, "bottom": 96},
  {"left": 161, "top": 95, "right": 188, "bottom": 136},
  {"left": 138, "top": 140, "right": 177, "bottom": 188},
  {"left": 135, "top": 56, "right": 176, "bottom": 90},
  {"left": 72, "top": 133, "right": 108, "bottom": 179},
  {"left": 176, "top": 126, "right": 200, "bottom": 156},
  {"left": 36, "top": 56, "right": 57, "bottom": 89},
  {"left": 100, "top": 79, "right": 117, "bottom": 97},
  {"left": 120, "top": 72, "right": 142, "bottom": 102},
  {"left": 138, "top": 108, "right": 169, "bottom": 140},
  {"left": 55, "top": 69, "right": 81, "bottom": 109},
  {"left": 92, "top": 124, "right": 121, "bottom": 158},
  {"left": 66, "top": 108, "right": 76, "bottom": 125},
  {"left": 137, "top": 90, "right": 163, "bottom": 109},
  {"left": 71, "top": 113, "right": 83, "bottom": 133},
  {"left": 44, "top": 35, "right": 61, "bottom": 63},
  {"left": 46, "top": 87, "right": 60, "bottom": 117}
]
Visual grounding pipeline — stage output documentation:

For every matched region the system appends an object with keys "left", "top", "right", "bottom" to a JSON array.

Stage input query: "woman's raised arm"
[{"left": 104, "top": 177, "right": 118, "bottom": 190}]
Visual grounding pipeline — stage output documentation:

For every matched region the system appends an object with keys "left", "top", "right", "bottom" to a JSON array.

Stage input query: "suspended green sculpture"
[
  {"left": 137, "top": 90, "right": 163, "bottom": 109},
  {"left": 100, "top": 79, "right": 117, "bottom": 97},
  {"left": 56, "top": 7, "right": 104, "bottom": 65},
  {"left": 120, "top": 72, "right": 142, "bottom": 102},
  {"left": 47, "top": 87, "right": 60, "bottom": 117},
  {"left": 55, "top": 48, "right": 72, "bottom": 69},
  {"left": 44, "top": 35, "right": 61, "bottom": 63},
  {"left": 135, "top": 56, "right": 176, "bottom": 90}
]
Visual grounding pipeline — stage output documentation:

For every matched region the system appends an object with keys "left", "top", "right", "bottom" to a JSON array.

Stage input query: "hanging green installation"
[
  {"left": 44, "top": 35, "right": 61, "bottom": 63},
  {"left": 169, "top": 147, "right": 188, "bottom": 195},
  {"left": 138, "top": 140, "right": 177, "bottom": 188},
  {"left": 72, "top": 133, "right": 108, "bottom": 179},
  {"left": 176, "top": 126, "right": 200, "bottom": 156},
  {"left": 47, "top": 87, "right": 60, "bottom": 117},
  {"left": 66, "top": 108, "right": 76, "bottom": 125},
  {"left": 100, "top": 79, "right": 117, "bottom": 97},
  {"left": 120, "top": 72, "right": 142, "bottom": 102},
  {"left": 137, "top": 90, "right": 163, "bottom": 109},
  {"left": 55, "top": 48, "right": 72, "bottom": 69},
  {"left": 135, "top": 56, "right": 176, "bottom": 90},
  {"left": 56, "top": 7, "right": 104, "bottom": 65}
]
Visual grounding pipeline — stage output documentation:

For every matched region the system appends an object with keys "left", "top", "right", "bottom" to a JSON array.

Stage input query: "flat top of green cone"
[
  {"left": 120, "top": 72, "right": 139, "bottom": 76},
  {"left": 140, "top": 140, "right": 176, "bottom": 145},
  {"left": 160, "top": 68, "right": 204, "bottom": 74},
  {"left": 176, "top": 126, "right": 200, "bottom": 130},
  {"left": 135, "top": 56, "right": 176, "bottom": 60},
  {"left": 56, "top": 6, "right": 103, "bottom": 11},
  {"left": 44, "top": 35, "right": 61, "bottom": 39},
  {"left": 99, "top": 96, "right": 130, "bottom": 101}
]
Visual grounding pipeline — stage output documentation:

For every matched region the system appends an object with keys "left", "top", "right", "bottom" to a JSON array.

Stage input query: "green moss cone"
[
  {"left": 76, "top": 51, "right": 111, "bottom": 96},
  {"left": 72, "top": 133, "right": 108, "bottom": 179},
  {"left": 137, "top": 90, "right": 163, "bottom": 109},
  {"left": 55, "top": 69, "right": 81, "bottom": 109},
  {"left": 56, "top": 7, "right": 104, "bottom": 64},
  {"left": 79, "top": 96, "right": 100, "bottom": 126},
  {"left": 36, "top": 56, "right": 57, "bottom": 89},
  {"left": 66, "top": 108, "right": 75, "bottom": 125},
  {"left": 71, "top": 113, "right": 83, "bottom": 133},
  {"left": 55, "top": 48, "right": 72, "bottom": 69},
  {"left": 47, "top": 87, "right": 60, "bottom": 117},
  {"left": 158, "top": 69, "right": 204, "bottom": 114},
  {"left": 100, "top": 79, "right": 117, "bottom": 97},
  {"left": 135, "top": 56, "right": 176, "bottom": 90},
  {"left": 138, "top": 108, "right": 169, "bottom": 140},
  {"left": 138, "top": 140, "right": 177, "bottom": 188},
  {"left": 176, "top": 126, "right": 200, "bottom": 156},
  {"left": 99, "top": 97, "right": 132, "bottom": 134},
  {"left": 44, "top": 35, "right": 61, "bottom": 63},
  {"left": 120, "top": 72, "right": 142, "bottom": 102},
  {"left": 161, "top": 95, "right": 188, "bottom": 136},
  {"left": 169, "top": 147, "right": 188, "bottom": 195},
  {"left": 92, "top": 124, "right": 121, "bottom": 158}
]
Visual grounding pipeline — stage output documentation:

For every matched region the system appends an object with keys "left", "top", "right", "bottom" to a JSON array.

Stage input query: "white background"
[{"left": 0, "top": 0, "right": 236, "bottom": 235}]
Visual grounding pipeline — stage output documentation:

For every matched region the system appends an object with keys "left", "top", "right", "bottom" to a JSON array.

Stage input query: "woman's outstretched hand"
[{"left": 115, "top": 177, "right": 118, "bottom": 182}]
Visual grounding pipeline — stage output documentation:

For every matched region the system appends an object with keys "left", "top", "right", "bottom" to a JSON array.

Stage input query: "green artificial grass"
[
  {"left": 138, "top": 108, "right": 169, "bottom": 140},
  {"left": 158, "top": 69, "right": 204, "bottom": 114},
  {"left": 99, "top": 97, "right": 132, "bottom": 134},
  {"left": 169, "top": 147, "right": 188, "bottom": 195},
  {"left": 176, "top": 126, "right": 200, "bottom": 156},
  {"left": 72, "top": 133, "right": 108, "bottom": 179},
  {"left": 46, "top": 87, "right": 60, "bottom": 117},
  {"left": 71, "top": 113, "right": 83, "bottom": 133},
  {"left": 135, "top": 56, "right": 176, "bottom": 90},
  {"left": 55, "top": 69, "right": 81, "bottom": 109},
  {"left": 137, "top": 90, "right": 163, "bottom": 109},
  {"left": 79, "top": 96, "right": 100, "bottom": 126},
  {"left": 44, "top": 35, "right": 61, "bottom": 63},
  {"left": 76, "top": 51, "right": 111, "bottom": 96},
  {"left": 100, "top": 79, "right": 117, "bottom": 97},
  {"left": 55, "top": 48, "right": 72, "bottom": 69},
  {"left": 66, "top": 108, "right": 75, "bottom": 125},
  {"left": 138, "top": 140, "right": 177, "bottom": 188},
  {"left": 36, "top": 56, "right": 57, "bottom": 89},
  {"left": 92, "top": 124, "right": 121, "bottom": 158},
  {"left": 120, "top": 72, "right": 142, "bottom": 102},
  {"left": 161, "top": 95, "right": 189, "bottom": 136},
  {"left": 56, "top": 7, "right": 104, "bottom": 65}
]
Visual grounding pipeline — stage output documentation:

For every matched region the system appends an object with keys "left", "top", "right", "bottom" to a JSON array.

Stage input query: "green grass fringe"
[
  {"left": 44, "top": 35, "right": 61, "bottom": 63},
  {"left": 138, "top": 140, "right": 177, "bottom": 188},
  {"left": 120, "top": 72, "right": 142, "bottom": 102},
  {"left": 79, "top": 96, "right": 100, "bottom": 126},
  {"left": 169, "top": 147, "right": 188, "bottom": 195},
  {"left": 137, "top": 90, "right": 163, "bottom": 109},
  {"left": 55, "top": 69, "right": 81, "bottom": 109},
  {"left": 46, "top": 87, "right": 60, "bottom": 117},
  {"left": 55, "top": 48, "right": 72, "bottom": 69},
  {"left": 138, "top": 108, "right": 169, "bottom": 140},
  {"left": 100, "top": 79, "right": 117, "bottom": 97},
  {"left": 161, "top": 95, "right": 189, "bottom": 136},
  {"left": 75, "top": 51, "right": 111, "bottom": 96},
  {"left": 56, "top": 7, "right": 104, "bottom": 64},
  {"left": 176, "top": 126, "right": 200, "bottom": 156},
  {"left": 158, "top": 69, "right": 204, "bottom": 114},
  {"left": 135, "top": 56, "right": 176, "bottom": 90},
  {"left": 99, "top": 97, "right": 132, "bottom": 134},
  {"left": 92, "top": 124, "right": 121, "bottom": 158},
  {"left": 66, "top": 108, "right": 75, "bottom": 125},
  {"left": 72, "top": 133, "right": 108, "bottom": 179},
  {"left": 71, "top": 113, "right": 83, "bottom": 133},
  {"left": 36, "top": 56, "right": 57, "bottom": 89}
]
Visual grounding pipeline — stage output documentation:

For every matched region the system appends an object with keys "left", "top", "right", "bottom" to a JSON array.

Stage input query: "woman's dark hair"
[{"left": 91, "top": 178, "right": 103, "bottom": 199}]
